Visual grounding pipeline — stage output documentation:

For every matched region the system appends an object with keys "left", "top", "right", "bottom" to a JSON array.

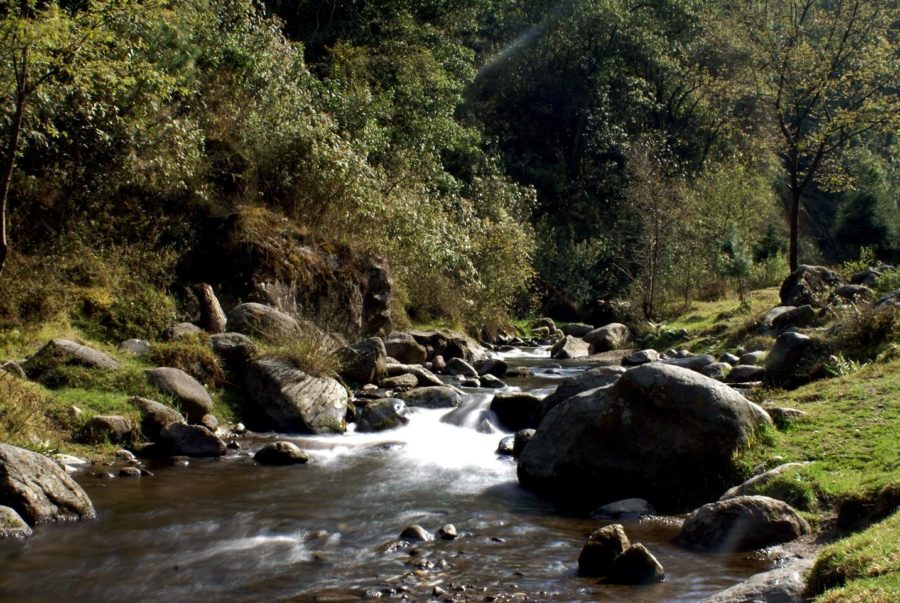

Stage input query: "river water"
[{"left": 0, "top": 348, "right": 771, "bottom": 602}]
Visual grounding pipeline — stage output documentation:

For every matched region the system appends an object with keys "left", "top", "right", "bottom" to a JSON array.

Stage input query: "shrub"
[
  {"left": 828, "top": 305, "right": 900, "bottom": 362},
  {"left": 147, "top": 341, "right": 225, "bottom": 389},
  {"left": 0, "top": 373, "right": 52, "bottom": 449},
  {"left": 258, "top": 327, "right": 342, "bottom": 378}
]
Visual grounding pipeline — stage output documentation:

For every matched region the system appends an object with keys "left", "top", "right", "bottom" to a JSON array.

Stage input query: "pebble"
[{"left": 437, "top": 524, "right": 458, "bottom": 540}]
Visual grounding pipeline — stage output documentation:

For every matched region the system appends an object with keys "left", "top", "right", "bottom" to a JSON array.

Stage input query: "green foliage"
[
  {"left": 257, "top": 329, "right": 342, "bottom": 379},
  {"left": 147, "top": 341, "right": 225, "bottom": 389},
  {"left": 828, "top": 305, "right": 900, "bottom": 363},
  {"left": 873, "top": 269, "right": 900, "bottom": 297},
  {"left": 0, "top": 372, "right": 51, "bottom": 449}
]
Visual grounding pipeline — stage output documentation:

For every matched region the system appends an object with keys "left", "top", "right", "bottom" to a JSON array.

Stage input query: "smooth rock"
[
  {"left": 209, "top": 332, "right": 257, "bottom": 370},
  {"left": 662, "top": 354, "right": 717, "bottom": 372},
  {"left": 227, "top": 303, "right": 302, "bottom": 342},
  {"left": 384, "top": 364, "right": 444, "bottom": 387},
  {"left": 719, "top": 353, "right": 740, "bottom": 366},
  {"left": 445, "top": 357, "right": 479, "bottom": 378},
  {"left": 727, "top": 365, "right": 766, "bottom": 383},
  {"left": 607, "top": 543, "right": 665, "bottom": 585},
  {"left": 356, "top": 398, "right": 409, "bottom": 432},
  {"left": 157, "top": 423, "right": 227, "bottom": 458},
  {"left": 761, "top": 306, "right": 796, "bottom": 327},
  {"left": 592, "top": 498, "right": 656, "bottom": 519},
  {"left": 475, "top": 358, "right": 508, "bottom": 378},
  {"left": 624, "top": 349, "right": 660, "bottom": 366},
  {"left": 145, "top": 367, "right": 213, "bottom": 424},
  {"left": 578, "top": 524, "right": 629, "bottom": 577},
  {"left": 480, "top": 374, "right": 506, "bottom": 388},
  {"left": 382, "top": 333, "right": 427, "bottom": 365},
  {"left": 772, "top": 305, "right": 817, "bottom": 331},
  {"left": 535, "top": 365, "right": 627, "bottom": 424},
  {"left": 118, "top": 466, "right": 142, "bottom": 478},
  {"left": 380, "top": 373, "right": 418, "bottom": 390},
  {"left": 585, "top": 323, "right": 630, "bottom": 354},
  {"left": 513, "top": 428, "right": 536, "bottom": 457},
  {"left": 518, "top": 364, "right": 772, "bottom": 510},
  {"left": 550, "top": 336, "right": 589, "bottom": 360},
  {"left": 562, "top": 323, "right": 594, "bottom": 338},
  {"left": 400, "top": 524, "right": 433, "bottom": 542},
  {"left": 81, "top": 415, "right": 133, "bottom": 444},
  {"left": 765, "top": 332, "right": 831, "bottom": 389},
  {"left": 437, "top": 524, "right": 458, "bottom": 540},
  {"left": 0, "top": 444, "right": 95, "bottom": 525},
  {"left": 396, "top": 386, "right": 464, "bottom": 409},
  {"left": 497, "top": 436, "right": 515, "bottom": 456},
  {"left": 701, "top": 362, "right": 731, "bottom": 381},
  {"left": 253, "top": 441, "right": 310, "bottom": 465},
  {"left": 677, "top": 495, "right": 810, "bottom": 552},
  {"left": 490, "top": 392, "right": 542, "bottom": 431},
  {"left": 766, "top": 407, "right": 808, "bottom": 428},
  {"left": 700, "top": 557, "right": 814, "bottom": 603},
  {"left": 244, "top": 358, "right": 349, "bottom": 434},
  {"left": 200, "top": 414, "right": 219, "bottom": 432},
  {"left": 24, "top": 339, "right": 121, "bottom": 381},
  {"left": 740, "top": 351, "right": 767, "bottom": 366},
  {"left": 161, "top": 322, "right": 202, "bottom": 341},
  {"left": 338, "top": 337, "right": 387, "bottom": 385}
]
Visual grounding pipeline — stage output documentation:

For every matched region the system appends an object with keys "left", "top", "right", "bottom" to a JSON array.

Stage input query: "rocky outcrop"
[
  {"left": 677, "top": 495, "right": 810, "bottom": 552},
  {"left": 585, "top": 323, "right": 630, "bottom": 354},
  {"left": 356, "top": 399, "right": 409, "bottom": 432},
  {"left": 535, "top": 365, "right": 627, "bottom": 425},
  {"left": 129, "top": 396, "right": 185, "bottom": 440},
  {"left": 253, "top": 441, "right": 310, "bottom": 465},
  {"left": 227, "top": 303, "right": 302, "bottom": 343},
  {"left": 779, "top": 265, "right": 844, "bottom": 307},
  {"left": 518, "top": 363, "right": 772, "bottom": 510},
  {"left": 0, "top": 444, "right": 95, "bottom": 526},
  {"left": 408, "top": 330, "right": 489, "bottom": 364},
  {"left": 338, "top": 337, "right": 387, "bottom": 385},
  {"left": 157, "top": 423, "right": 227, "bottom": 457},
  {"left": 24, "top": 339, "right": 121, "bottom": 383},
  {"left": 244, "top": 358, "right": 348, "bottom": 434},
  {"left": 700, "top": 557, "right": 814, "bottom": 603},
  {"left": 145, "top": 367, "right": 214, "bottom": 423},
  {"left": 765, "top": 332, "right": 831, "bottom": 389}
]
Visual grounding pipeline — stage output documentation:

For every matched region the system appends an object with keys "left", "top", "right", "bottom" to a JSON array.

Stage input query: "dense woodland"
[{"left": 1, "top": 0, "right": 898, "bottom": 332}]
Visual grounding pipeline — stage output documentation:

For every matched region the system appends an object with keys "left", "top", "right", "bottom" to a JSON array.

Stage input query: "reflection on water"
[{"left": 0, "top": 348, "right": 770, "bottom": 602}]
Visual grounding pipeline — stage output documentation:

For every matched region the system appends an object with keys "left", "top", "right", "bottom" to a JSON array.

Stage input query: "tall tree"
[{"left": 740, "top": 0, "right": 900, "bottom": 271}]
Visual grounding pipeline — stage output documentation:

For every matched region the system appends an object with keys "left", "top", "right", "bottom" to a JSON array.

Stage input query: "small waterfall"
[{"left": 439, "top": 392, "right": 500, "bottom": 434}]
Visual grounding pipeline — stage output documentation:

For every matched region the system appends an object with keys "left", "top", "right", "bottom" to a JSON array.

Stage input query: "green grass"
[{"left": 808, "top": 511, "right": 900, "bottom": 602}]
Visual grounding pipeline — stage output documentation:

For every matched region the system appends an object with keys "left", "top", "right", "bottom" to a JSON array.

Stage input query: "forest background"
[{"left": 1, "top": 0, "right": 897, "bottom": 335}]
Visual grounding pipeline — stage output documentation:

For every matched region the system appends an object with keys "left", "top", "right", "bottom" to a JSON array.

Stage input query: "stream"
[{"left": 0, "top": 347, "right": 773, "bottom": 602}]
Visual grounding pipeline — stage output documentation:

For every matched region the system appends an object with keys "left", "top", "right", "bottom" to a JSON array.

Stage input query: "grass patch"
[
  {"left": 808, "top": 511, "right": 900, "bottom": 601},
  {"left": 259, "top": 328, "right": 342, "bottom": 378},
  {"left": 147, "top": 340, "right": 226, "bottom": 388}
]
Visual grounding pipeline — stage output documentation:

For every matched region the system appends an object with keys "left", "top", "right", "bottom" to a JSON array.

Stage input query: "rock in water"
[
  {"left": 129, "top": 396, "right": 185, "bottom": 441},
  {"left": 677, "top": 495, "right": 810, "bottom": 552},
  {"left": 145, "top": 367, "right": 214, "bottom": 423},
  {"left": 578, "top": 524, "right": 630, "bottom": 577},
  {"left": 517, "top": 363, "right": 772, "bottom": 511},
  {"left": 0, "top": 505, "right": 32, "bottom": 538},
  {"left": 381, "top": 333, "right": 427, "bottom": 365},
  {"left": 535, "top": 365, "right": 626, "bottom": 424},
  {"left": 490, "top": 392, "right": 541, "bottom": 431},
  {"left": 399, "top": 524, "right": 433, "bottom": 542},
  {"left": 585, "top": 323, "right": 630, "bottom": 354},
  {"left": 157, "top": 424, "right": 227, "bottom": 458},
  {"left": 244, "top": 357, "right": 348, "bottom": 434},
  {"left": 396, "top": 386, "right": 464, "bottom": 409},
  {"left": 338, "top": 338, "right": 387, "bottom": 385},
  {"left": 607, "top": 543, "right": 665, "bottom": 585},
  {"left": 0, "top": 444, "right": 95, "bottom": 526},
  {"left": 356, "top": 398, "right": 409, "bottom": 432},
  {"left": 254, "top": 442, "right": 310, "bottom": 465},
  {"left": 700, "top": 557, "right": 814, "bottom": 603},
  {"left": 550, "top": 336, "right": 589, "bottom": 359}
]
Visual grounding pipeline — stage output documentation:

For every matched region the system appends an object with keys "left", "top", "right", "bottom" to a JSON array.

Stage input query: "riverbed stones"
[
  {"left": 382, "top": 333, "right": 427, "bottom": 365},
  {"left": 81, "top": 415, "right": 134, "bottom": 444},
  {"left": 479, "top": 374, "right": 506, "bottom": 388},
  {"left": 607, "top": 543, "right": 665, "bottom": 585},
  {"left": 356, "top": 398, "right": 409, "bottom": 432},
  {"left": 157, "top": 423, "right": 227, "bottom": 458},
  {"left": 677, "top": 495, "right": 810, "bottom": 552},
  {"left": 445, "top": 357, "right": 479, "bottom": 378},
  {"left": 623, "top": 349, "right": 660, "bottom": 366},
  {"left": 497, "top": 436, "right": 515, "bottom": 455},
  {"left": 550, "top": 336, "right": 589, "bottom": 359},
  {"left": 145, "top": 367, "right": 214, "bottom": 423},
  {"left": 475, "top": 358, "right": 508, "bottom": 378},
  {"left": 765, "top": 332, "right": 831, "bottom": 389},
  {"left": 701, "top": 362, "right": 731, "bottom": 381},
  {"left": 399, "top": 524, "right": 433, "bottom": 542},
  {"left": 578, "top": 524, "right": 630, "bottom": 577},
  {"left": 513, "top": 428, "right": 536, "bottom": 456},
  {"left": 129, "top": 396, "right": 185, "bottom": 440},
  {"left": 490, "top": 392, "right": 542, "bottom": 431},
  {"left": 380, "top": 373, "right": 418, "bottom": 391},
  {"left": 562, "top": 323, "right": 594, "bottom": 338},
  {"left": 662, "top": 353, "right": 717, "bottom": 373},
  {"left": 227, "top": 302, "right": 302, "bottom": 342},
  {"left": 338, "top": 337, "right": 387, "bottom": 385},
  {"left": 720, "top": 463, "right": 810, "bottom": 500},
  {"left": 24, "top": 339, "right": 122, "bottom": 383},
  {"left": 585, "top": 323, "right": 630, "bottom": 354},
  {"left": 700, "top": 557, "right": 814, "bottom": 603},
  {"left": 384, "top": 364, "right": 443, "bottom": 387},
  {"left": 437, "top": 524, "right": 458, "bottom": 540},
  {"left": 253, "top": 441, "right": 310, "bottom": 465},
  {"left": 535, "top": 365, "right": 626, "bottom": 424},
  {"left": 518, "top": 363, "right": 772, "bottom": 510},
  {"left": 592, "top": 498, "right": 656, "bottom": 519},
  {"left": 0, "top": 443, "right": 96, "bottom": 525},
  {"left": 780, "top": 265, "right": 844, "bottom": 307},
  {"left": 244, "top": 357, "right": 349, "bottom": 434},
  {"left": 0, "top": 505, "right": 32, "bottom": 538},
  {"left": 118, "top": 466, "right": 142, "bottom": 478},
  {"left": 396, "top": 386, "right": 464, "bottom": 409}
]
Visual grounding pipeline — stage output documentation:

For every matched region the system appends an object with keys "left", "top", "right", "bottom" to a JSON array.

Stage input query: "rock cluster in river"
[{"left": 578, "top": 524, "right": 665, "bottom": 585}]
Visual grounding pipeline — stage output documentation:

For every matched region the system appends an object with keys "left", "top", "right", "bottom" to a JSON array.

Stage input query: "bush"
[
  {"left": 828, "top": 305, "right": 900, "bottom": 362},
  {"left": 258, "top": 328, "right": 342, "bottom": 378},
  {"left": 0, "top": 373, "right": 52, "bottom": 450}
]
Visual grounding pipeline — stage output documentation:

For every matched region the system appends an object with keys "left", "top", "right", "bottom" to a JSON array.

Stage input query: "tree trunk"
[
  {"left": 788, "top": 186, "right": 801, "bottom": 273},
  {"left": 193, "top": 283, "right": 227, "bottom": 334},
  {"left": 0, "top": 76, "right": 27, "bottom": 279}
]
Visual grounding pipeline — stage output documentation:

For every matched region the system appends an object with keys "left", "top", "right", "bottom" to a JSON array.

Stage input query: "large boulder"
[
  {"left": 779, "top": 265, "right": 844, "bottom": 307},
  {"left": 535, "top": 366, "right": 626, "bottom": 424},
  {"left": 338, "top": 337, "right": 387, "bottom": 385},
  {"left": 771, "top": 305, "right": 817, "bottom": 331},
  {"left": 227, "top": 303, "right": 302, "bottom": 343},
  {"left": 489, "top": 392, "right": 542, "bottom": 432},
  {"left": 381, "top": 333, "right": 427, "bottom": 365},
  {"left": 0, "top": 444, "right": 95, "bottom": 526},
  {"left": 24, "top": 339, "right": 121, "bottom": 383},
  {"left": 81, "top": 415, "right": 134, "bottom": 444},
  {"left": 518, "top": 363, "right": 772, "bottom": 511},
  {"left": 244, "top": 358, "right": 349, "bottom": 434},
  {"left": 396, "top": 386, "right": 464, "bottom": 409},
  {"left": 145, "top": 367, "right": 214, "bottom": 423},
  {"left": 445, "top": 357, "right": 479, "bottom": 378},
  {"left": 356, "top": 398, "right": 409, "bottom": 432},
  {"left": 585, "top": 323, "right": 631, "bottom": 354},
  {"left": 562, "top": 323, "right": 594, "bottom": 338},
  {"left": 209, "top": 332, "right": 256, "bottom": 372},
  {"left": 550, "top": 336, "right": 589, "bottom": 360},
  {"left": 408, "top": 330, "right": 489, "bottom": 364},
  {"left": 129, "top": 396, "right": 185, "bottom": 441},
  {"left": 677, "top": 495, "right": 810, "bottom": 552},
  {"left": 765, "top": 332, "right": 831, "bottom": 389},
  {"left": 157, "top": 423, "right": 227, "bottom": 458},
  {"left": 700, "top": 557, "right": 814, "bottom": 603},
  {"left": 607, "top": 543, "right": 665, "bottom": 585}
]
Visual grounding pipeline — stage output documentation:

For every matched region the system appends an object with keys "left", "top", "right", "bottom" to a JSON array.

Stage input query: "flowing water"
[{"left": 0, "top": 348, "right": 773, "bottom": 602}]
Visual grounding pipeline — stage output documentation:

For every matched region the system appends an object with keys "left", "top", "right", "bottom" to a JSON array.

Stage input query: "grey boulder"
[
  {"left": 157, "top": 423, "right": 227, "bottom": 458},
  {"left": 227, "top": 303, "right": 302, "bottom": 342},
  {"left": 356, "top": 398, "right": 409, "bottom": 432},
  {"left": 585, "top": 323, "right": 630, "bottom": 354},
  {"left": 146, "top": 367, "right": 214, "bottom": 423},
  {"left": 0, "top": 505, "right": 32, "bottom": 538},
  {"left": 490, "top": 392, "right": 542, "bottom": 432},
  {"left": 129, "top": 396, "right": 185, "bottom": 441},
  {"left": 338, "top": 337, "right": 387, "bottom": 385},
  {"left": 535, "top": 365, "right": 626, "bottom": 424},
  {"left": 550, "top": 336, "right": 589, "bottom": 360},
  {"left": 396, "top": 386, "right": 464, "bottom": 409},
  {"left": 700, "top": 557, "right": 814, "bottom": 603},
  {"left": 253, "top": 441, "right": 310, "bottom": 465},
  {"left": 381, "top": 333, "right": 427, "bottom": 365}
]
